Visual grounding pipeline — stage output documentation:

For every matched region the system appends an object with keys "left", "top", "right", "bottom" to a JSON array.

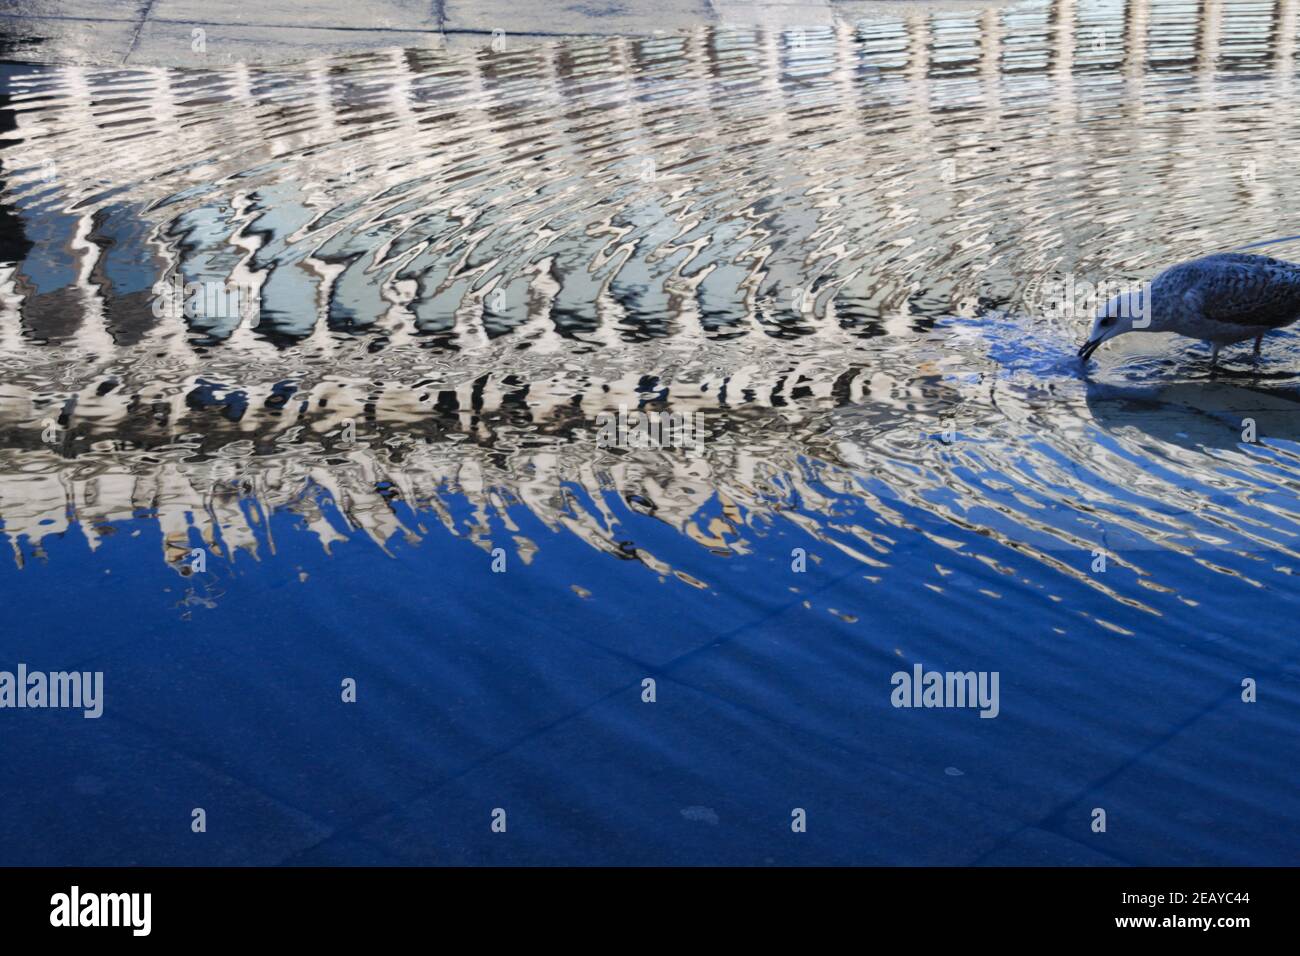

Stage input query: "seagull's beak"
[{"left": 1078, "top": 337, "right": 1103, "bottom": 362}]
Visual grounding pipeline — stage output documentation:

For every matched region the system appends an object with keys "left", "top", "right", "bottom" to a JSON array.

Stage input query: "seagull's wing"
[{"left": 1174, "top": 255, "right": 1300, "bottom": 329}]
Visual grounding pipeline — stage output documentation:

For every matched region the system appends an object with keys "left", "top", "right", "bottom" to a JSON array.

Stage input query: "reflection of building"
[
  {"left": 0, "top": 4, "right": 1294, "bottom": 352},
  {"left": 0, "top": 359, "right": 928, "bottom": 572},
  {"left": 0, "top": 4, "right": 1297, "bottom": 591}
]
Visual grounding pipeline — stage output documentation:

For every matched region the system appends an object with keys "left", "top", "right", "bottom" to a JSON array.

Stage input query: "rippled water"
[{"left": 1, "top": 1, "right": 1298, "bottom": 865}]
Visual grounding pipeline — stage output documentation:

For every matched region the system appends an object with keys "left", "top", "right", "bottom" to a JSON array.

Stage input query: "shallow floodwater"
[{"left": 1, "top": 0, "right": 1298, "bottom": 865}]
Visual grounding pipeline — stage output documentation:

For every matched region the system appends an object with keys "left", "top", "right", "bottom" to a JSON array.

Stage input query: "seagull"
[{"left": 1078, "top": 253, "right": 1300, "bottom": 366}]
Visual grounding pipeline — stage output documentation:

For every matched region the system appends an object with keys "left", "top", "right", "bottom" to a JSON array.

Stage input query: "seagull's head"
[{"left": 1078, "top": 290, "right": 1146, "bottom": 362}]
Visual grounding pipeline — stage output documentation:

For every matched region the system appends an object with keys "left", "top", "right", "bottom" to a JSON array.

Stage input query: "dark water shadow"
[{"left": 1085, "top": 379, "right": 1300, "bottom": 451}]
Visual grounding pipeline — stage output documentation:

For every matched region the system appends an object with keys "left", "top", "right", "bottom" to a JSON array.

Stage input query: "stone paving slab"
[
  {"left": 0, "top": 0, "right": 1020, "bottom": 67},
  {"left": 150, "top": 0, "right": 440, "bottom": 31},
  {"left": 126, "top": 19, "right": 443, "bottom": 66},
  {"left": 10, "top": 0, "right": 149, "bottom": 20},
  {"left": 344, "top": 677, "right": 1026, "bottom": 865},
  {"left": 1051, "top": 683, "right": 1300, "bottom": 866},
  {"left": 443, "top": 0, "right": 718, "bottom": 38},
  {"left": 0, "top": 15, "right": 140, "bottom": 66},
  {"left": 0, "top": 713, "right": 331, "bottom": 865},
  {"left": 713, "top": 1, "right": 837, "bottom": 29}
]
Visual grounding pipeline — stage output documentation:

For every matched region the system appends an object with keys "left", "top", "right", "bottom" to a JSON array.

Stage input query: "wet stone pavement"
[
  {"left": 0, "top": 0, "right": 988, "bottom": 65},
  {"left": 0, "top": 0, "right": 1297, "bottom": 867}
]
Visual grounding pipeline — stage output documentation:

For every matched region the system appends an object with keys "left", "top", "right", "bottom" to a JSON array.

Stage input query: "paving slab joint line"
[
  {"left": 122, "top": 0, "right": 159, "bottom": 67},
  {"left": 968, "top": 685, "right": 1244, "bottom": 867}
]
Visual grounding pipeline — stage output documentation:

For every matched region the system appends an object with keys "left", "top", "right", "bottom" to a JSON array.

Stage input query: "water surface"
[{"left": 1, "top": 0, "right": 1298, "bottom": 865}]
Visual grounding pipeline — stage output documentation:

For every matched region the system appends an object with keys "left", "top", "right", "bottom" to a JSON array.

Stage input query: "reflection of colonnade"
[
  {"left": 0, "top": 3, "right": 1291, "bottom": 361},
  {"left": 0, "top": 2, "right": 1298, "bottom": 582},
  {"left": 0, "top": 356, "right": 934, "bottom": 570}
]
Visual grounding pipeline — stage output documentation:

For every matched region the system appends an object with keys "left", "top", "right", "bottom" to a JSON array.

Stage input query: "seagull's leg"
[
  {"left": 1253, "top": 334, "right": 1263, "bottom": 361},
  {"left": 1210, "top": 342, "right": 1220, "bottom": 368}
]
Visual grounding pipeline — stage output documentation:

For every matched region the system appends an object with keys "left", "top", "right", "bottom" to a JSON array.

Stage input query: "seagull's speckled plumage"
[{"left": 1079, "top": 252, "right": 1300, "bottom": 364}]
